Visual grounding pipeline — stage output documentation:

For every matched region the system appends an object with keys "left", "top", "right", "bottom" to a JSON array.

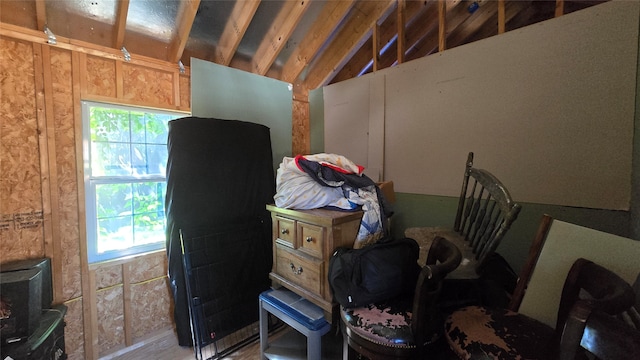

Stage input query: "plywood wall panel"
[
  {"left": 0, "top": 37, "right": 44, "bottom": 261},
  {"left": 122, "top": 64, "right": 173, "bottom": 106},
  {"left": 85, "top": 55, "right": 117, "bottom": 98},
  {"left": 96, "top": 285, "right": 125, "bottom": 355},
  {"left": 50, "top": 47, "right": 83, "bottom": 299},
  {"left": 1, "top": 27, "right": 192, "bottom": 359},
  {"left": 64, "top": 298, "right": 85, "bottom": 360},
  {"left": 179, "top": 74, "right": 190, "bottom": 110},
  {"left": 129, "top": 251, "right": 166, "bottom": 283},
  {"left": 96, "top": 264, "right": 123, "bottom": 289},
  {"left": 130, "top": 278, "right": 172, "bottom": 339}
]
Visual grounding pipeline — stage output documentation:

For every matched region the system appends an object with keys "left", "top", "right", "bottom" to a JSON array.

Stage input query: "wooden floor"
[{"left": 100, "top": 324, "right": 344, "bottom": 360}]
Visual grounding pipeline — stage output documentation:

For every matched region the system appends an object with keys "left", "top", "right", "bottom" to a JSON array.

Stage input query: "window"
[{"left": 82, "top": 101, "right": 184, "bottom": 263}]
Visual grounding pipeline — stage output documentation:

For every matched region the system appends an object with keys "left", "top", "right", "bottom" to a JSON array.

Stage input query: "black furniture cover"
[{"left": 165, "top": 117, "right": 275, "bottom": 346}]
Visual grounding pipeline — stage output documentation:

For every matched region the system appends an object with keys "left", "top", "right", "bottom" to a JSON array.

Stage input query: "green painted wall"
[{"left": 390, "top": 193, "right": 630, "bottom": 275}]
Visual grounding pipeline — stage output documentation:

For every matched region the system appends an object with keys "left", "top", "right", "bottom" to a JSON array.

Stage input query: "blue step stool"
[{"left": 259, "top": 288, "right": 331, "bottom": 360}]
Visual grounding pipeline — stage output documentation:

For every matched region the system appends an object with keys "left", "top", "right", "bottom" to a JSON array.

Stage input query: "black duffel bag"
[{"left": 328, "top": 237, "right": 421, "bottom": 308}]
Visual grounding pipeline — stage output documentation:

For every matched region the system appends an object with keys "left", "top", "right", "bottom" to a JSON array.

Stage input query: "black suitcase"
[{"left": 2, "top": 304, "right": 67, "bottom": 360}]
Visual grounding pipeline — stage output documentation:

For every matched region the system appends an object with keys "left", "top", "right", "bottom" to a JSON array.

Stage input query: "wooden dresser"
[{"left": 266, "top": 204, "right": 363, "bottom": 320}]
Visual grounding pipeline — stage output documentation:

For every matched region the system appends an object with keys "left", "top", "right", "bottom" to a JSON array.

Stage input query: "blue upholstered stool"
[{"left": 259, "top": 288, "right": 331, "bottom": 360}]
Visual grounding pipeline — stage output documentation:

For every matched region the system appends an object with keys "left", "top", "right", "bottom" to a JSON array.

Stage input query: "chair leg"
[{"left": 343, "top": 333, "right": 350, "bottom": 360}]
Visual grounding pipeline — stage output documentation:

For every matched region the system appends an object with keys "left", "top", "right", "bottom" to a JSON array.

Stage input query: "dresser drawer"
[
  {"left": 274, "top": 215, "right": 296, "bottom": 248},
  {"left": 275, "top": 244, "right": 322, "bottom": 294},
  {"left": 297, "top": 221, "right": 324, "bottom": 259}
]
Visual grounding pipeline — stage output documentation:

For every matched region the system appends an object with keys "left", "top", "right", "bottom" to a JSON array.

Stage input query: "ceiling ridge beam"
[
  {"left": 168, "top": 0, "right": 201, "bottom": 63},
  {"left": 303, "top": 0, "right": 396, "bottom": 89},
  {"left": 253, "top": 0, "right": 312, "bottom": 76},
  {"left": 215, "top": 0, "right": 261, "bottom": 66},
  {"left": 114, "top": 0, "right": 130, "bottom": 49},
  {"left": 281, "top": 0, "right": 356, "bottom": 84}
]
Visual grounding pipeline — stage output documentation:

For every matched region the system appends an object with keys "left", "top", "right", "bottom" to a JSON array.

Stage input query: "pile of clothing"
[{"left": 274, "top": 153, "right": 392, "bottom": 247}]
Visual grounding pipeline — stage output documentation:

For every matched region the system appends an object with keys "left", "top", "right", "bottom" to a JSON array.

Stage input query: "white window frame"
[{"left": 82, "top": 101, "right": 185, "bottom": 263}]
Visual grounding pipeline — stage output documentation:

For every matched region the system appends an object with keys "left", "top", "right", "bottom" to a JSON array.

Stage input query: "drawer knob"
[
  {"left": 281, "top": 228, "right": 289, "bottom": 235},
  {"left": 289, "top": 262, "right": 303, "bottom": 275},
  {"left": 305, "top": 236, "right": 313, "bottom": 243}
]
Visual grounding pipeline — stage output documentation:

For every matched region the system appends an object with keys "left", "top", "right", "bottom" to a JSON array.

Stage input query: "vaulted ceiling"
[{"left": 0, "top": 0, "right": 607, "bottom": 95}]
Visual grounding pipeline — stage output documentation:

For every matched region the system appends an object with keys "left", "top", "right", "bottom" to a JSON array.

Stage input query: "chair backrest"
[
  {"left": 411, "top": 236, "right": 462, "bottom": 347},
  {"left": 454, "top": 152, "right": 521, "bottom": 269},
  {"left": 557, "top": 300, "right": 640, "bottom": 360},
  {"left": 551, "top": 258, "right": 636, "bottom": 359},
  {"left": 555, "top": 258, "right": 636, "bottom": 335}
]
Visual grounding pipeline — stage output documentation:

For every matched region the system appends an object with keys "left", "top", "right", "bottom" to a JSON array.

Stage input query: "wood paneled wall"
[
  {"left": 1, "top": 22, "right": 310, "bottom": 359},
  {"left": 0, "top": 23, "right": 191, "bottom": 359}
]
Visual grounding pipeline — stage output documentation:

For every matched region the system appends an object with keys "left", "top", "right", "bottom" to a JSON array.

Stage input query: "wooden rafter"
[
  {"left": 445, "top": 0, "right": 500, "bottom": 47},
  {"left": 252, "top": 0, "right": 311, "bottom": 75},
  {"left": 215, "top": 0, "right": 261, "bottom": 66},
  {"left": 281, "top": 0, "right": 355, "bottom": 84},
  {"left": 463, "top": 0, "right": 530, "bottom": 44},
  {"left": 168, "top": 0, "right": 200, "bottom": 63},
  {"left": 114, "top": 0, "right": 130, "bottom": 49},
  {"left": 35, "top": 0, "right": 46, "bottom": 30},
  {"left": 303, "top": 0, "right": 396, "bottom": 89},
  {"left": 333, "top": 0, "right": 432, "bottom": 83},
  {"left": 405, "top": 0, "right": 472, "bottom": 60}
]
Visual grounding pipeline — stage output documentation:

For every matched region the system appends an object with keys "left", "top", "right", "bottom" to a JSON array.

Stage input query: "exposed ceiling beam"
[
  {"left": 114, "top": 0, "right": 130, "bottom": 49},
  {"left": 281, "top": 0, "right": 356, "bottom": 84},
  {"left": 35, "top": 0, "right": 46, "bottom": 30},
  {"left": 252, "top": 0, "right": 311, "bottom": 75},
  {"left": 215, "top": 0, "right": 261, "bottom": 66},
  {"left": 168, "top": 0, "right": 200, "bottom": 63},
  {"left": 303, "top": 0, "right": 396, "bottom": 89}
]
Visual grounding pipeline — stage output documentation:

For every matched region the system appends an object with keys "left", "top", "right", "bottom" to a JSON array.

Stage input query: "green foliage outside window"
[{"left": 87, "top": 105, "right": 177, "bottom": 257}]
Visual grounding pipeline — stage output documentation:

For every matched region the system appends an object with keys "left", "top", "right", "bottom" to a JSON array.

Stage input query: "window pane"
[
  {"left": 91, "top": 142, "right": 132, "bottom": 176},
  {"left": 145, "top": 114, "right": 170, "bottom": 144},
  {"left": 131, "top": 144, "right": 148, "bottom": 175},
  {"left": 146, "top": 144, "right": 168, "bottom": 176},
  {"left": 132, "top": 182, "right": 166, "bottom": 246},
  {"left": 133, "top": 211, "right": 165, "bottom": 246},
  {"left": 97, "top": 215, "right": 133, "bottom": 253},
  {"left": 90, "top": 108, "right": 130, "bottom": 142},
  {"left": 96, "top": 183, "right": 132, "bottom": 218},
  {"left": 130, "top": 112, "right": 146, "bottom": 143},
  {"left": 132, "top": 182, "right": 164, "bottom": 214}
]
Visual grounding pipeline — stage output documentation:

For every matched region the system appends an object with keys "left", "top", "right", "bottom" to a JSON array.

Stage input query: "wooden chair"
[
  {"left": 405, "top": 152, "right": 521, "bottom": 311},
  {"left": 405, "top": 152, "right": 521, "bottom": 308},
  {"left": 444, "top": 258, "right": 636, "bottom": 360},
  {"left": 340, "top": 236, "right": 462, "bottom": 359},
  {"left": 557, "top": 300, "right": 640, "bottom": 360}
]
